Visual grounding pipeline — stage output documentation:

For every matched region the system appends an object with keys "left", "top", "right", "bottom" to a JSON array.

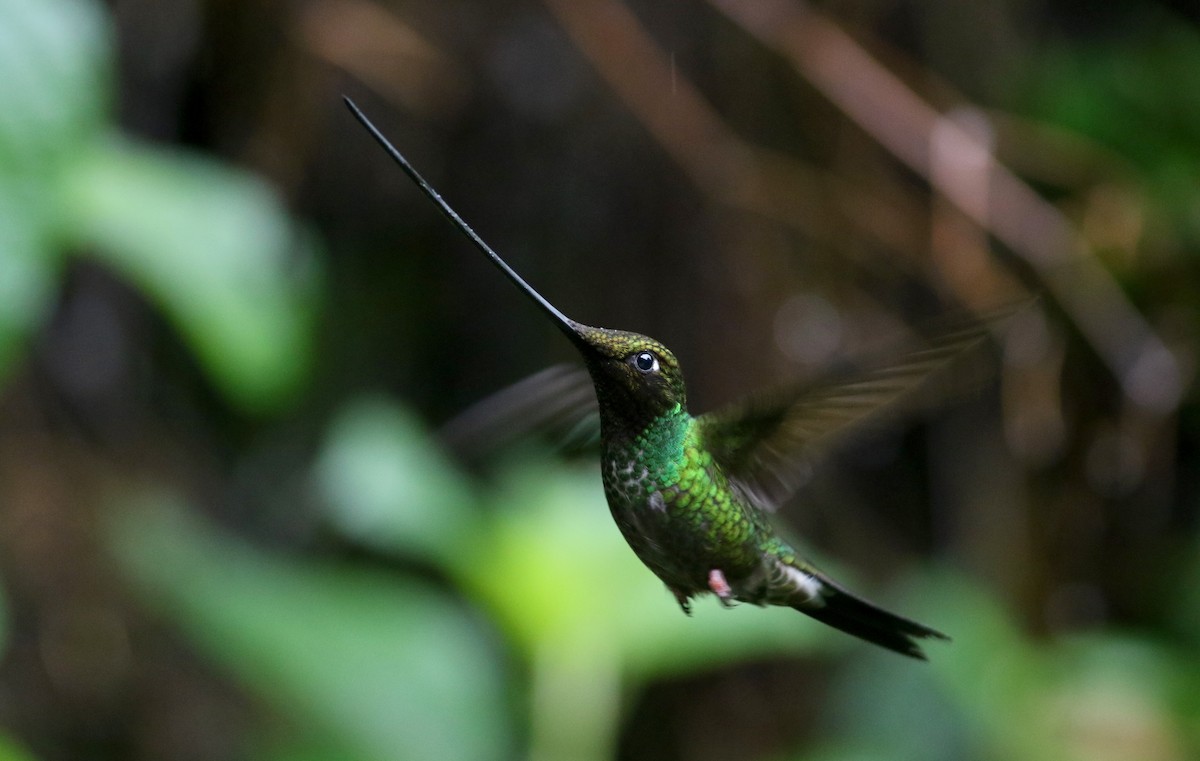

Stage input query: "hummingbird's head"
[{"left": 571, "top": 324, "right": 688, "bottom": 431}]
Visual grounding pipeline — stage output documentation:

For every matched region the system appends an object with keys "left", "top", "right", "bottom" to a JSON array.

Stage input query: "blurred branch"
[
  {"left": 252, "top": 0, "right": 471, "bottom": 197},
  {"left": 538, "top": 0, "right": 932, "bottom": 269},
  {"left": 297, "top": 0, "right": 470, "bottom": 118},
  {"left": 707, "top": 0, "right": 1186, "bottom": 414}
]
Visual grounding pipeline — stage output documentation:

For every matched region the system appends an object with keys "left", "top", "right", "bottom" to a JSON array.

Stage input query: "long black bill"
[{"left": 344, "top": 97, "right": 585, "bottom": 347}]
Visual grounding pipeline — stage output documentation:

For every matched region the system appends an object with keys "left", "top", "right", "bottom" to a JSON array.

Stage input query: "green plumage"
[
  {"left": 346, "top": 97, "right": 986, "bottom": 660},
  {"left": 601, "top": 408, "right": 760, "bottom": 602},
  {"left": 578, "top": 325, "right": 955, "bottom": 659}
]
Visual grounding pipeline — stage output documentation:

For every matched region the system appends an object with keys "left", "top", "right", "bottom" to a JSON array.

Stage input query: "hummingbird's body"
[
  {"left": 600, "top": 402, "right": 759, "bottom": 604},
  {"left": 601, "top": 411, "right": 803, "bottom": 610},
  {"left": 591, "top": 357, "right": 778, "bottom": 609},
  {"left": 347, "top": 98, "right": 974, "bottom": 659}
]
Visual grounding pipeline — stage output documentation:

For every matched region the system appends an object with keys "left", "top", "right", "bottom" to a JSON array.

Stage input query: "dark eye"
[{"left": 633, "top": 351, "right": 659, "bottom": 373}]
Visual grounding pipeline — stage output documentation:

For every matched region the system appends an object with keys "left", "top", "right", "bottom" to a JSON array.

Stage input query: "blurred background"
[{"left": 1, "top": 0, "right": 1199, "bottom": 759}]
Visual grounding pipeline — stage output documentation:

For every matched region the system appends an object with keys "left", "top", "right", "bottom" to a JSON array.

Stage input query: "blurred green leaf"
[
  {"left": 0, "top": 0, "right": 109, "bottom": 172},
  {"left": 317, "top": 397, "right": 477, "bottom": 563},
  {"left": 1048, "top": 636, "right": 1190, "bottom": 761},
  {"left": 783, "top": 742, "right": 896, "bottom": 761},
  {"left": 802, "top": 575, "right": 1200, "bottom": 761},
  {"left": 0, "top": 0, "right": 110, "bottom": 380},
  {"left": 1021, "top": 21, "right": 1200, "bottom": 243},
  {"left": 820, "top": 644, "right": 966, "bottom": 761},
  {"left": 918, "top": 575, "right": 1061, "bottom": 761},
  {"left": 65, "top": 140, "right": 318, "bottom": 411},
  {"left": 0, "top": 188, "right": 59, "bottom": 376},
  {"left": 0, "top": 735, "right": 37, "bottom": 761},
  {"left": 109, "top": 493, "right": 510, "bottom": 761},
  {"left": 781, "top": 575, "right": 1048, "bottom": 761},
  {"left": 1169, "top": 539, "right": 1200, "bottom": 646},
  {"left": 256, "top": 725, "right": 375, "bottom": 761},
  {"left": 0, "top": 0, "right": 319, "bottom": 407}
]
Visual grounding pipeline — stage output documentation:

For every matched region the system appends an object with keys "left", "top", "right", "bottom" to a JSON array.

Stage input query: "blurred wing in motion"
[
  {"left": 439, "top": 364, "right": 600, "bottom": 463},
  {"left": 699, "top": 304, "right": 1025, "bottom": 511}
]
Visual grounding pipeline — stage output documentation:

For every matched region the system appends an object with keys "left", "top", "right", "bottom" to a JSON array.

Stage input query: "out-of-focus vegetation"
[
  {"left": 0, "top": 0, "right": 1197, "bottom": 760},
  {"left": 0, "top": 0, "right": 315, "bottom": 409}
]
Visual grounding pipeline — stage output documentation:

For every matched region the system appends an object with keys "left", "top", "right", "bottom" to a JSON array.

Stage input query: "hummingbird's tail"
[{"left": 792, "top": 572, "right": 949, "bottom": 660}]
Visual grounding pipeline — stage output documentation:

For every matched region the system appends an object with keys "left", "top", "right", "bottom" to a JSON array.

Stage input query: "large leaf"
[
  {"left": 65, "top": 140, "right": 318, "bottom": 411},
  {"left": 109, "top": 495, "right": 510, "bottom": 761}
]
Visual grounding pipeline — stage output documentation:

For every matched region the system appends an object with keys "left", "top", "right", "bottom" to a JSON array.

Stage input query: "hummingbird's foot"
[
  {"left": 708, "top": 569, "right": 735, "bottom": 607},
  {"left": 671, "top": 587, "right": 693, "bottom": 616}
]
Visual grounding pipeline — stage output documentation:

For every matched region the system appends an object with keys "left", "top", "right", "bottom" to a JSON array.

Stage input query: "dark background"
[{"left": 1, "top": 0, "right": 1198, "bottom": 759}]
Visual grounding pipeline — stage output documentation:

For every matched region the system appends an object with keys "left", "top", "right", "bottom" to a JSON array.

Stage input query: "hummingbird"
[{"left": 345, "top": 97, "right": 988, "bottom": 659}]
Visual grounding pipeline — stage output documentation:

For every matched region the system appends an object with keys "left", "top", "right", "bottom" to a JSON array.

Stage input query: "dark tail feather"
[{"left": 795, "top": 575, "right": 949, "bottom": 660}]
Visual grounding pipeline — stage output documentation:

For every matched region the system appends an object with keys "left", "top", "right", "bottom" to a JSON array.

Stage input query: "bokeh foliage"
[
  {"left": 0, "top": 0, "right": 315, "bottom": 409},
  {"left": 1, "top": 0, "right": 1198, "bottom": 760}
]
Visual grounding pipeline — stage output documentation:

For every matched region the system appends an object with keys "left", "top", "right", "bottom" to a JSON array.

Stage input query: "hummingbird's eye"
[{"left": 633, "top": 351, "right": 659, "bottom": 373}]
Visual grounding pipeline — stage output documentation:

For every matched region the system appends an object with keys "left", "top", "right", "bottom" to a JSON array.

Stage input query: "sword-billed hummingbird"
[{"left": 345, "top": 97, "right": 983, "bottom": 659}]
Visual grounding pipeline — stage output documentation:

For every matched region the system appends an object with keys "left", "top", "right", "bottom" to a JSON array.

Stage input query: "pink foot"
[{"left": 708, "top": 569, "right": 734, "bottom": 606}]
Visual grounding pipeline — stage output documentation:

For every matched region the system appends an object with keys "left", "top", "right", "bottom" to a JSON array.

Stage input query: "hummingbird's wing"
[
  {"left": 440, "top": 364, "right": 600, "bottom": 463},
  {"left": 697, "top": 310, "right": 1011, "bottom": 512}
]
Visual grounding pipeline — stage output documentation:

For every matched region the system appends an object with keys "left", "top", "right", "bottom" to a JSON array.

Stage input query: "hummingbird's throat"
[{"left": 590, "top": 369, "right": 684, "bottom": 444}]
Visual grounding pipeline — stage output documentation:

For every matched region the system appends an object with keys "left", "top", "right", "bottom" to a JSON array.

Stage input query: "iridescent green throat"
[{"left": 629, "top": 403, "right": 690, "bottom": 480}]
